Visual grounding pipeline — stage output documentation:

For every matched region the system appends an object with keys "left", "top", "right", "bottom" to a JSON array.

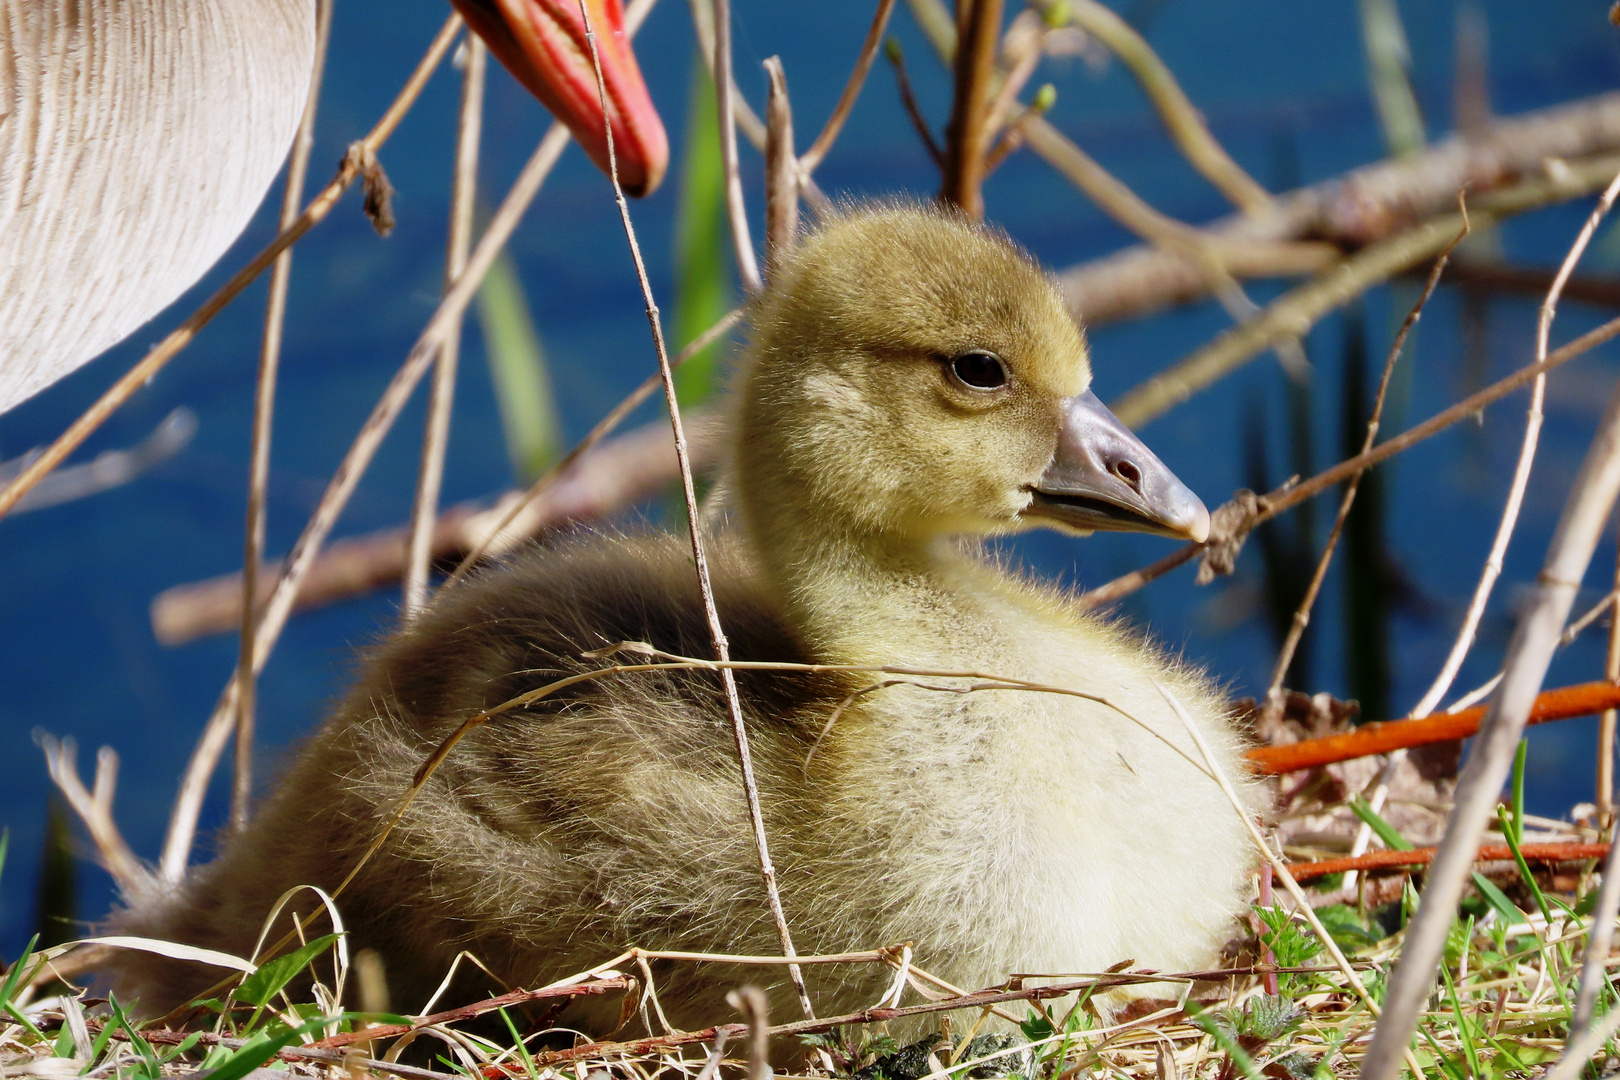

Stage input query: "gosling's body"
[{"left": 113, "top": 206, "right": 1254, "bottom": 1028}]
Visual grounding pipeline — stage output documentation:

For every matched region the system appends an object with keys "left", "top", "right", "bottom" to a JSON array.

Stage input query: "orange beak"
[{"left": 450, "top": 0, "right": 669, "bottom": 197}]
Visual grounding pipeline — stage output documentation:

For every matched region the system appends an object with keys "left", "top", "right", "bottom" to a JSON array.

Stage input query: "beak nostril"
[{"left": 1113, "top": 459, "right": 1142, "bottom": 491}]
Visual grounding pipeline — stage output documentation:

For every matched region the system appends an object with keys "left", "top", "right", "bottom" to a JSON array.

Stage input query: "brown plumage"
[{"left": 111, "top": 204, "right": 1255, "bottom": 1034}]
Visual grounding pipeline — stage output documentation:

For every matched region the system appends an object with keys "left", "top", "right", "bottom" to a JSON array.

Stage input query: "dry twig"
[
  {"left": 940, "top": 0, "right": 1004, "bottom": 217},
  {"left": 1080, "top": 309, "right": 1620, "bottom": 608},
  {"left": 574, "top": 0, "right": 811, "bottom": 1018},
  {"left": 1362, "top": 341, "right": 1620, "bottom": 1080},
  {"left": 404, "top": 33, "right": 486, "bottom": 620},
  {"left": 764, "top": 58, "right": 798, "bottom": 266},
  {"left": 712, "top": 0, "right": 761, "bottom": 293},
  {"left": 233, "top": 0, "right": 333, "bottom": 833},
  {"left": 1262, "top": 212, "right": 1467, "bottom": 712}
]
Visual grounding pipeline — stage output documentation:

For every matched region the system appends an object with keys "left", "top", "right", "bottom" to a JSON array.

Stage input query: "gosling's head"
[{"left": 733, "top": 204, "right": 1209, "bottom": 550}]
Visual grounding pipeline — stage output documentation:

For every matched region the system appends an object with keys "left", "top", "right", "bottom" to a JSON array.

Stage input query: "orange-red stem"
[
  {"left": 1247, "top": 681, "right": 1620, "bottom": 775},
  {"left": 1287, "top": 842, "right": 1609, "bottom": 882}
]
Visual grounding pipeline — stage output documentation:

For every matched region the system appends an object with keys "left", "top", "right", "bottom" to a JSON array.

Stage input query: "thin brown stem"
[
  {"left": 1263, "top": 217, "right": 1465, "bottom": 707},
  {"left": 763, "top": 58, "right": 799, "bottom": 268},
  {"left": 232, "top": 0, "right": 333, "bottom": 834},
  {"left": 438, "top": 306, "right": 743, "bottom": 593},
  {"left": 713, "top": 0, "right": 762, "bottom": 293},
  {"left": 404, "top": 34, "right": 486, "bottom": 620},
  {"left": 1602, "top": 523, "right": 1620, "bottom": 829},
  {"left": 1051, "top": 0, "right": 1270, "bottom": 213},
  {"left": 886, "top": 39, "right": 945, "bottom": 170},
  {"left": 1362, "top": 192, "right": 1620, "bottom": 1080},
  {"left": 1079, "top": 310, "right": 1620, "bottom": 609},
  {"left": 1112, "top": 152, "right": 1620, "bottom": 428},
  {"left": 0, "top": 14, "right": 463, "bottom": 523},
  {"left": 575, "top": 0, "right": 811, "bottom": 1020},
  {"left": 160, "top": 121, "right": 575, "bottom": 884},
  {"left": 940, "top": 0, "right": 1003, "bottom": 218},
  {"left": 798, "top": 0, "right": 898, "bottom": 173}
]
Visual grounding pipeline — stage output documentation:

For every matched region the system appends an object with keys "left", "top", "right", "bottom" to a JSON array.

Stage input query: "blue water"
[{"left": 2, "top": 0, "right": 1618, "bottom": 957}]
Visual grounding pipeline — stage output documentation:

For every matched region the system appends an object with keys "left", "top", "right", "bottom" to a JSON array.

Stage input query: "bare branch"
[
  {"left": 1058, "top": 92, "right": 1620, "bottom": 326},
  {"left": 38, "top": 736, "right": 147, "bottom": 896},
  {"left": 1112, "top": 153, "right": 1620, "bottom": 428},
  {"left": 713, "top": 0, "right": 762, "bottom": 292},
  {"left": 885, "top": 39, "right": 944, "bottom": 170},
  {"left": 1051, "top": 0, "right": 1271, "bottom": 212},
  {"left": 939, "top": 0, "right": 1004, "bottom": 218},
  {"left": 151, "top": 414, "right": 724, "bottom": 645},
  {"left": 798, "top": 0, "right": 898, "bottom": 174}
]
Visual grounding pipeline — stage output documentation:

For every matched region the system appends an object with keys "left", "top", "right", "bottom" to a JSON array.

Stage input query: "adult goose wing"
[{"left": 0, "top": 0, "right": 315, "bottom": 414}]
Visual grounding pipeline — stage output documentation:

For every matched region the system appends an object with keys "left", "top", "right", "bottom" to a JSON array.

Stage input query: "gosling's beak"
[
  {"left": 1023, "top": 389, "right": 1210, "bottom": 543},
  {"left": 449, "top": 0, "right": 669, "bottom": 197}
]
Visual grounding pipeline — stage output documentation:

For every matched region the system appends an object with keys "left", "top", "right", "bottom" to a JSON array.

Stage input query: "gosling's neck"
[{"left": 733, "top": 478, "right": 992, "bottom": 667}]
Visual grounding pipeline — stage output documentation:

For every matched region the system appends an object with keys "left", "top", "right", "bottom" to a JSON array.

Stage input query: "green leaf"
[
  {"left": 475, "top": 251, "right": 560, "bottom": 483},
  {"left": 1472, "top": 873, "right": 1526, "bottom": 925},
  {"left": 201, "top": 1015, "right": 334, "bottom": 1080},
  {"left": 1346, "top": 796, "right": 1413, "bottom": 851},
  {"left": 236, "top": 933, "right": 343, "bottom": 1008},
  {"left": 672, "top": 51, "right": 734, "bottom": 411},
  {"left": 1315, "top": 904, "right": 1383, "bottom": 952}
]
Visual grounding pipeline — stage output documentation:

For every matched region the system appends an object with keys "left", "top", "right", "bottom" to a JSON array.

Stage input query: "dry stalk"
[
  {"left": 763, "top": 58, "right": 798, "bottom": 267},
  {"left": 437, "top": 307, "right": 742, "bottom": 593},
  {"left": 37, "top": 737, "right": 144, "bottom": 895},
  {"left": 1360, "top": 369, "right": 1620, "bottom": 1080},
  {"left": 0, "top": 14, "right": 464, "bottom": 522},
  {"left": 1263, "top": 212, "right": 1467, "bottom": 711},
  {"left": 797, "top": 0, "right": 898, "bottom": 174},
  {"left": 1049, "top": 0, "right": 1270, "bottom": 213},
  {"left": 233, "top": 0, "right": 333, "bottom": 833},
  {"left": 574, "top": 0, "right": 811, "bottom": 1019},
  {"left": 726, "top": 986, "right": 770, "bottom": 1080},
  {"left": 1347, "top": 170, "right": 1620, "bottom": 882},
  {"left": 712, "top": 0, "right": 761, "bottom": 293},
  {"left": 161, "top": 121, "right": 575, "bottom": 884},
  {"left": 404, "top": 33, "right": 487, "bottom": 620},
  {"left": 887, "top": 40, "right": 945, "bottom": 169},
  {"left": 1601, "top": 526, "right": 1620, "bottom": 827},
  {"left": 1080, "top": 309, "right": 1620, "bottom": 609}
]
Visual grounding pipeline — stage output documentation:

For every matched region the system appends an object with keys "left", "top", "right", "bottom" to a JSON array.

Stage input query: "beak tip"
[{"left": 1185, "top": 503, "right": 1211, "bottom": 544}]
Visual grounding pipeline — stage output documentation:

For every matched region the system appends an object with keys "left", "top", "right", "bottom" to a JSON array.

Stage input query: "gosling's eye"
[{"left": 949, "top": 351, "right": 1008, "bottom": 390}]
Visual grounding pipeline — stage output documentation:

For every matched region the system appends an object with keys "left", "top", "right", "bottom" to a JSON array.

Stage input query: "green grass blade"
[
  {"left": 475, "top": 250, "right": 560, "bottom": 483},
  {"left": 202, "top": 1015, "right": 335, "bottom": 1080},
  {"left": 1510, "top": 738, "right": 1528, "bottom": 847},
  {"left": 1347, "top": 796, "right": 1414, "bottom": 851},
  {"left": 1472, "top": 873, "right": 1526, "bottom": 926}
]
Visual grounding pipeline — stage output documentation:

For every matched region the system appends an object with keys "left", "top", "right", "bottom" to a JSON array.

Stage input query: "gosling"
[{"left": 112, "top": 204, "right": 1255, "bottom": 1032}]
